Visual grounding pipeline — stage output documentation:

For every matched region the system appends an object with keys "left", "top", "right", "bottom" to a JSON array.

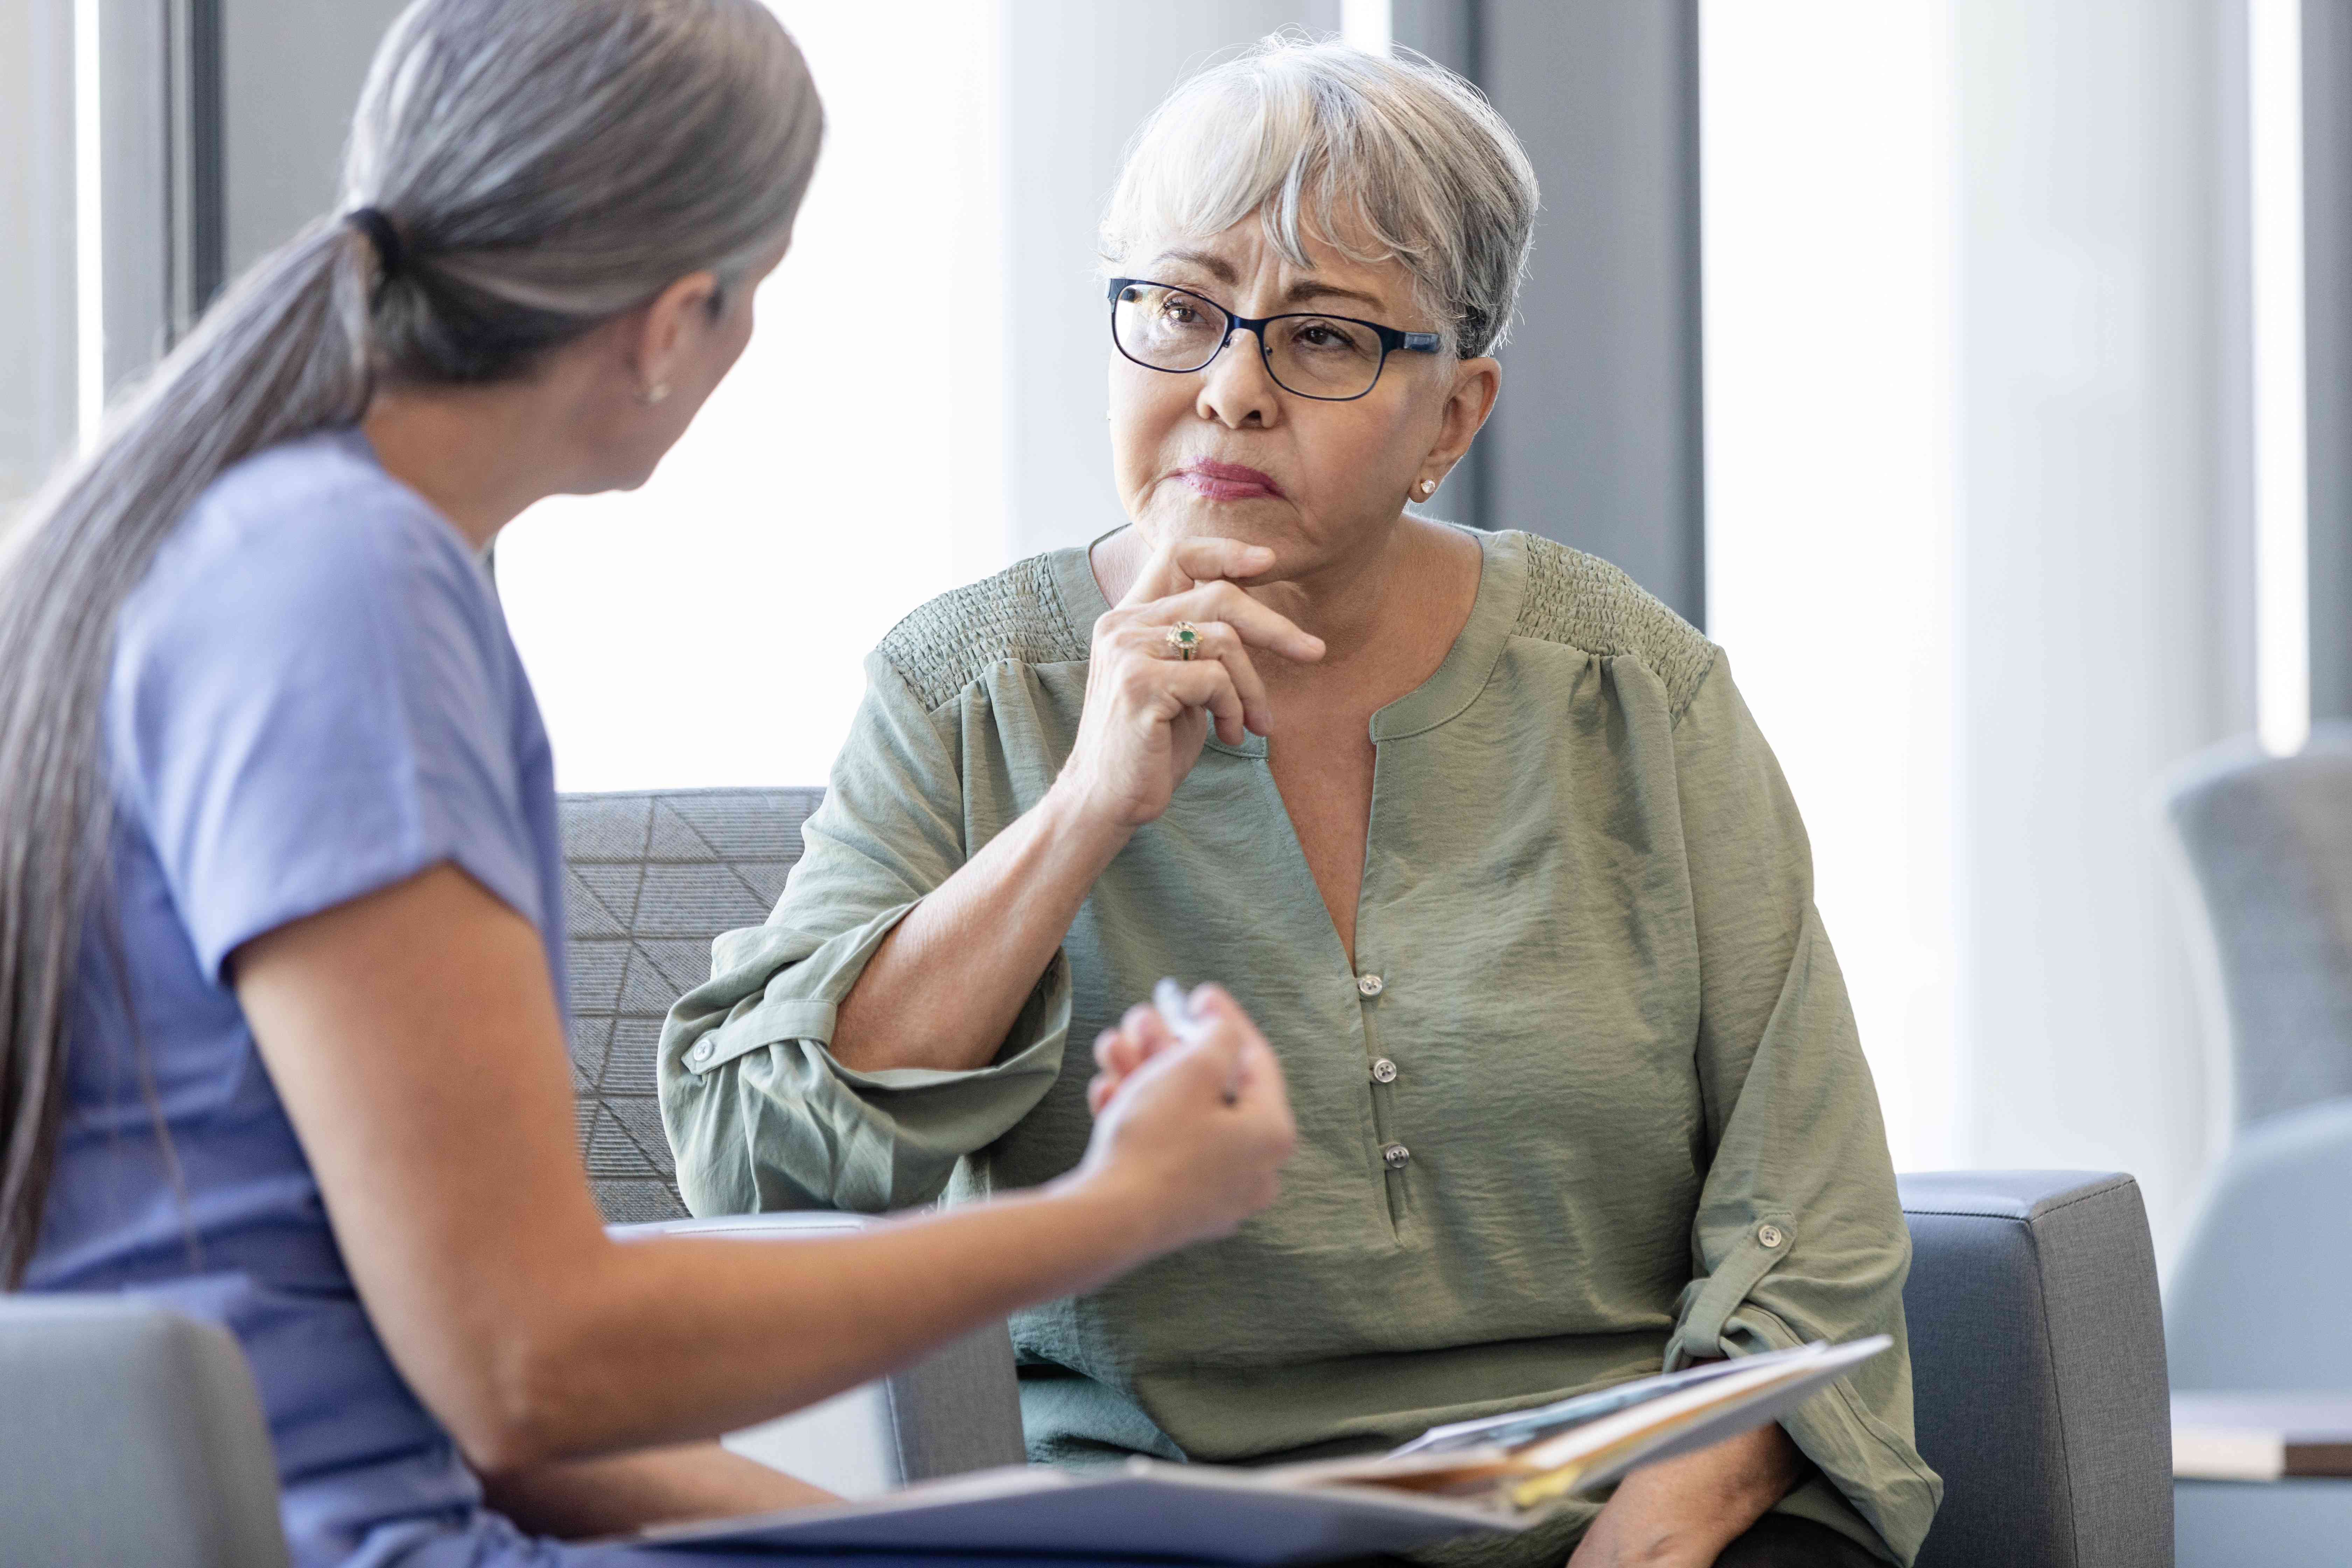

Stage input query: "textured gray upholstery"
[
  {"left": 566, "top": 788, "right": 1026, "bottom": 1494},
  {"left": 1900, "top": 1171, "right": 2173, "bottom": 1568},
  {"left": 0, "top": 1294, "right": 289, "bottom": 1568},
  {"left": 2160, "top": 727, "right": 2352, "bottom": 1129},
  {"left": 559, "top": 787, "right": 825, "bottom": 1223}
]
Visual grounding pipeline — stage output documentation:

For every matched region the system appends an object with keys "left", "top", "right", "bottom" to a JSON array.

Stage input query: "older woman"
[{"left": 662, "top": 37, "right": 1938, "bottom": 1568}]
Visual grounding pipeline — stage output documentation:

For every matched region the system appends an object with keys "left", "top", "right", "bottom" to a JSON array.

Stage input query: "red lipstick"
[{"left": 1178, "top": 460, "right": 1284, "bottom": 502}]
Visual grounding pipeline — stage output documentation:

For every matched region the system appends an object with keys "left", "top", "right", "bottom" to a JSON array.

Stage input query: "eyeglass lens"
[{"left": 1113, "top": 283, "right": 1388, "bottom": 400}]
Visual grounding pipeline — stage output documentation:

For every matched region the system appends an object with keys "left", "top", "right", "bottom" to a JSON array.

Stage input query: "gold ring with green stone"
[{"left": 1165, "top": 622, "right": 1201, "bottom": 660}]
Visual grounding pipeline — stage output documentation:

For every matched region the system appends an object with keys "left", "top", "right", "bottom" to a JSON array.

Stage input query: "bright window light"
[
  {"left": 2251, "top": 0, "right": 2310, "bottom": 757},
  {"left": 1341, "top": 0, "right": 1391, "bottom": 54},
  {"left": 496, "top": 1, "right": 1006, "bottom": 792},
  {"left": 1699, "top": 0, "right": 1956, "bottom": 1170},
  {"left": 73, "top": 0, "right": 102, "bottom": 447}
]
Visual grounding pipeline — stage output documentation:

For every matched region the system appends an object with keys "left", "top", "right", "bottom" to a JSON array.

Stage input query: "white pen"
[
  {"left": 1152, "top": 977, "right": 1241, "bottom": 1104},
  {"left": 1151, "top": 977, "right": 1206, "bottom": 1040}
]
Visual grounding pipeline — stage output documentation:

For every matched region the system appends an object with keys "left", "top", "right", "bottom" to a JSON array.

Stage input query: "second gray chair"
[
  {"left": 2158, "top": 729, "right": 2352, "bottom": 1566},
  {"left": 2160, "top": 725, "right": 2352, "bottom": 1130}
]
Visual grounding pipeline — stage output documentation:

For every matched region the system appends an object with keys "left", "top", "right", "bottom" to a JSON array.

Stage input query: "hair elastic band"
[{"left": 344, "top": 206, "right": 406, "bottom": 282}]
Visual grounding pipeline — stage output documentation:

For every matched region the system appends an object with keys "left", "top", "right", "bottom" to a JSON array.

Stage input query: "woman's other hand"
[
  {"left": 1054, "top": 536, "right": 1325, "bottom": 830},
  {"left": 1563, "top": 1421, "right": 1805, "bottom": 1568},
  {"left": 1071, "top": 983, "right": 1296, "bottom": 1250}
]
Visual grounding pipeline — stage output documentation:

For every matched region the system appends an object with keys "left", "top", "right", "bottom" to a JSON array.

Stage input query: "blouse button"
[
  {"left": 1357, "top": 973, "right": 1385, "bottom": 998},
  {"left": 1382, "top": 1143, "right": 1412, "bottom": 1170},
  {"left": 1758, "top": 1224, "right": 1786, "bottom": 1250},
  {"left": 689, "top": 1038, "right": 716, "bottom": 1066},
  {"left": 1370, "top": 1057, "right": 1399, "bottom": 1085}
]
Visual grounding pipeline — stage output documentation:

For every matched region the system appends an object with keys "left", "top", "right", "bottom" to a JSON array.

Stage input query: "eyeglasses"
[{"left": 1107, "top": 278, "right": 1442, "bottom": 402}]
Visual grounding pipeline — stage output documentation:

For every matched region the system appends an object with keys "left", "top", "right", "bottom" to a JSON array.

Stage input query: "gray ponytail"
[{"left": 0, "top": 0, "right": 823, "bottom": 1285}]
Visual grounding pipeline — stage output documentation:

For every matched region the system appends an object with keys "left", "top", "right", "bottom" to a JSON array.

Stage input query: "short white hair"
[{"left": 1101, "top": 34, "right": 1539, "bottom": 358}]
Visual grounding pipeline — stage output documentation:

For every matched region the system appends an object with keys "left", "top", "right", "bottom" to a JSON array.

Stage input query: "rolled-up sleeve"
[
  {"left": 657, "top": 651, "right": 1072, "bottom": 1216},
  {"left": 1659, "top": 656, "right": 1943, "bottom": 1564}
]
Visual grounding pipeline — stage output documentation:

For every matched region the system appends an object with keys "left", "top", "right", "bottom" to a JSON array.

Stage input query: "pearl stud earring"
[
  {"left": 638, "top": 382, "right": 671, "bottom": 407},
  {"left": 1417, "top": 478, "right": 1438, "bottom": 497}
]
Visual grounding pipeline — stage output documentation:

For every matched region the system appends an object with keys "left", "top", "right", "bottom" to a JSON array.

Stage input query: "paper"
[
  {"left": 596, "top": 1461, "right": 1524, "bottom": 1564},
  {"left": 587, "top": 1337, "right": 1891, "bottom": 1563}
]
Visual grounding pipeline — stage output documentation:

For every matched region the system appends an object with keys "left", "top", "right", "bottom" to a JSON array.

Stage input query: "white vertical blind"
[
  {"left": 497, "top": 1, "right": 1008, "bottom": 792},
  {"left": 74, "top": 0, "right": 104, "bottom": 449},
  {"left": 1698, "top": 1, "right": 1958, "bottom": 1171},
  {"left": 0, "top": 0, "right": 78, "bottom": 512},
  {"left": 1341, "top": 0, "right": 1392, "bottom": 54},
  {"left": 2251, "top": 0, "right": 2310, "bottom": 757}
]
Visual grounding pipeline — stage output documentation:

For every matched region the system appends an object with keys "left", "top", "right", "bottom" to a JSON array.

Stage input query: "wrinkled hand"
[
  {"left": 1562, "top": 1420, "right": 1804, "bottom": 1568},
  {"left": 1054, "top": 536, "right": 1324, "bottom": 831},
  {"left": 1074, "top": 984, "right": 1297, "bottom": 1253}
]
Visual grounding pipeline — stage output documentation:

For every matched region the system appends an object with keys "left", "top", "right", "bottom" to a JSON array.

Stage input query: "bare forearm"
[
  {"left": 480, "top": 1440, "right": 836, "bottom": 1540},
  {"left": 503, "top": 1172, "right": 1160, "bottom": 1460},
  {"left": 1568, "top": 1422, "right": 1803, "bottom": 1568},
  {"left": 831, "top": 783, "right": 1127, "bottom": 1073}
]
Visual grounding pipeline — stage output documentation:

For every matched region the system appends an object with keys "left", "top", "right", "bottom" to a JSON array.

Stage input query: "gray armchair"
[
  {"left": 2159, "top": 732, "right": 2352, "bottom": 1566},
  {"left": 0, "top": 1294, "right": 289, "bottom": 1568},
  {"left": 554, "top": 787, "right": 2177, "bottom": 1562}
]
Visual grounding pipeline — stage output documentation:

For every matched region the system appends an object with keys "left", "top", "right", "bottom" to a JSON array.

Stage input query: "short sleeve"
[
  {"left": 658, "top": 650, "right": 1071, "bottom": 1216},
  {"left": 110, "top": 471, "right": 539, "bottom": 982}
]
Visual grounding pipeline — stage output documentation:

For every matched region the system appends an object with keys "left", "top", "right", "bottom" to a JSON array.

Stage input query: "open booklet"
[{"left": 590, "top": 1337, "right": 1889, "bottom": 1565}]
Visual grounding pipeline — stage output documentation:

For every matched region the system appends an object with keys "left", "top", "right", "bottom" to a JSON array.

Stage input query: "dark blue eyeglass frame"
[{"left": 1107, "top": 277, "right": 1443, "bottom": 402}]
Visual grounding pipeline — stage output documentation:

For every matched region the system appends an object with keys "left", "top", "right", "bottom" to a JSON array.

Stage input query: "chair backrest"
[
  {"left": 560, "top": 787, "right": 824, "bottom": 1222},
  {"left": 2164, "top": 1094, "right": 2352, "bottom": 1390},
  {"left": 2160, "top": 726, "right": 2352, "bottom": 1129},
  {"left": 0, "top": 1295, "right": 290, "bottom": 1568},
  {"left": 1899, "top": 1171, "right": 2172, "bottom": 1568}
]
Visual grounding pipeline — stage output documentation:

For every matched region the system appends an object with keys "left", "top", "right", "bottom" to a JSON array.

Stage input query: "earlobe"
[{"left": 630, "top": 270, "right": 720, "bottom": 409}]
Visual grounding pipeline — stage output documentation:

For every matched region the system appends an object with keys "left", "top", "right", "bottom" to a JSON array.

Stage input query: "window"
[
  {"left": 495, "top": 1, "right": 1007, "bottom": 791},
  {"left": 0, "top": 1, "right": 80, "bottom": 513},
  {"left": 1699, "top": 1, "right": 1956, "bottom": 1169}
]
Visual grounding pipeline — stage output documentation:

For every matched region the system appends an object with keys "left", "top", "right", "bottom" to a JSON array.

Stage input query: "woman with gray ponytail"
[{"left": 0, "top": 1, "right": 1295, "bottom": 1562}]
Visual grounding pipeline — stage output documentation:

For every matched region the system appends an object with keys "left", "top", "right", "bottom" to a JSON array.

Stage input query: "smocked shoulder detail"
[
  {"left": 875, "top": 552, "right": 1093, "bottom": 711},
  {"left": 1509, "top": 533, "right": 1719, "bottom": 716}
]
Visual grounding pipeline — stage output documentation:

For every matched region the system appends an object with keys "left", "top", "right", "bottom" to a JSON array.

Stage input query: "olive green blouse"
[{"left": 658, "top": 529, "right": 1941, "bottom": 1566}]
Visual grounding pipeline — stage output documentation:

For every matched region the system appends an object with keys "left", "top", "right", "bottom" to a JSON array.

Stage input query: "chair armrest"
[
  {"left": 607, "top": 1214, "right": 1026, "bottom": 1495},
  {"left": 0, "top": 1295, "right": 289, "bottom": 1568},
  {"left": 1899, "top": 1171, "right": 2172, "bottom": 1568}
]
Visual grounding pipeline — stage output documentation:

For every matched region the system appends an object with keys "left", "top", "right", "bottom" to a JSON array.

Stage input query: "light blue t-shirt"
[{"left": 25, "top": 428, "right": 568, "bottom": 1566}]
